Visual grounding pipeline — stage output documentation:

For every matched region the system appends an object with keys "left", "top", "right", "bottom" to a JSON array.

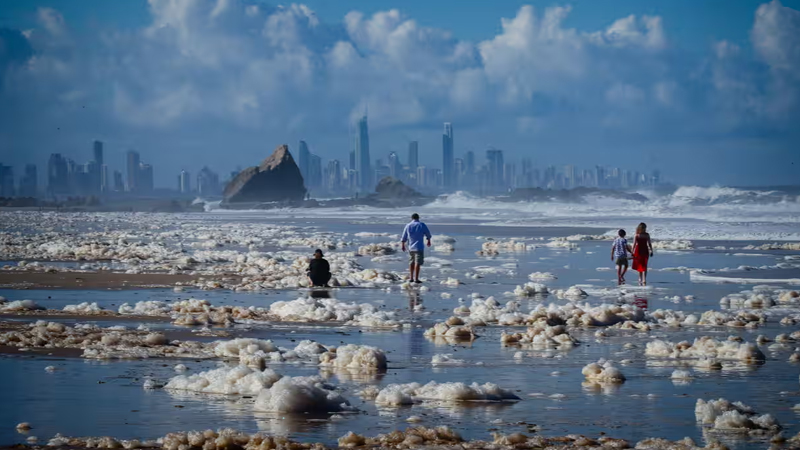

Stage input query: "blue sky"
[{"left": 1, "top": 0, "right": 799, "bottom": 186}]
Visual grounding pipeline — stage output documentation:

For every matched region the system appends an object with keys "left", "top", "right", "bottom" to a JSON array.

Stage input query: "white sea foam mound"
[
  {"left": 165, "top": 365, "right": 282, "bottom": 395},
  {"left": 319, "top": 344, "right": 387, "bottom": 372},
  {"left": 582, "top": 359, "right": 625, "bottom": 383},
  {"left": 431, "top": 354, "right": 466, "bottom": 366},
  {"left": 253, "top": 375, "right": 354, "bottom": 413},
  {"left": 501, "top": 325, "right": 577, "bottom": 348},
  {"left": 513, "top": 282, "right": 548, "bottom": 297},
  {"left": 528, "top": 272, "right": 557, "bottom": 281},
  {"left": 118, "top": 301, "right": 171, "bottom": 316},
  {"left": 373, "top": 381, "right": 520, "bottom": 406},
  {"left": 62, "top": 302, "right": 105, "bottom": 314},
  {"left": 0, "top": 300, "right": 43, "bottom": 312},
  {"left": 268, "top": 296, "right": 401, "bottom": 327},
  {"left": 671, "top": 370, "right": 693, "bottom": 380},
  {"left": 645, "top": 337, "right": 765, "bottom": 363},
  {"left": 695, "top": 398, "right": 781, "bottom": 434},
  {"left": 423, "top": 322, "right": 477, "bottom": 341},
  {"left": 553, "top": 286, "right": 588, "bottom": 300}
]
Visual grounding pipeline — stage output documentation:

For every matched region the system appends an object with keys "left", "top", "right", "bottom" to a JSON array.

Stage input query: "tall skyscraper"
[
  {"left": 486, "top": 149, "right": 504, "bottom": 190},
  {"left": 0, "top": 164, "right": 14, "bottom": 197},
  {"left": 442, "top": 123, "right": 454, "bottom": 188},
  {"left": 20, "top": 164, "right": 37, "bottom": 197},
  {"left": 465, "top": 151, "right": 475, "bottom": 175},
  {"left": 354, "top": 115, "right": 371, "bottom": 191},
  {"left": 47, "top": 153, "right": 69, "bottom": 195},
  {"left": 308, "top": 154, "right": 322, "bottom": 188},
  {"left": 298, "top": 140, "right": 310, "bottom": 181},
  {"left": 113, "top": 170, "right": 125, "bottom": 192},
  {"left": 179, "top": 170, "right": 191, "bottom": 193},
  {"left": 349, "top": 150, "right": 355, "bottom": 171},
  {"left": 388, "top": 152, "right": 401, "bottom": 178},
  {"left": 408, "top": 141, "right": 419, "bottom": 171},
  {"left": 139, "top": 163, "right": 154, "bottom": 192},
  {"left": 326, "top": 160, "right": 342, "bottom": 190},
  {"left": 91, "top": 141, "right": 104, "bottom": 194},
  {"left": 126, "top": 150, "right": 140, "bottom": 193},
  {"left": 100, "top": 164, "right": 109, "bottom": 192}
]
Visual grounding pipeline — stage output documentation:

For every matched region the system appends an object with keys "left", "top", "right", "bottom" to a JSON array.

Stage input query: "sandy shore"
[{"left": 0, "top": 271, "right": 233, "bottom": 290}]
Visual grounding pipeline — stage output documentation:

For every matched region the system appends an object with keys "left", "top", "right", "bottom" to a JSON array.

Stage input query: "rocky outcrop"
[
  {"left": 223, "top": 145, "right": 306, "bottom": 203},
  {"left": 374, "top": 177, "right": 422, "bottom": 199}
]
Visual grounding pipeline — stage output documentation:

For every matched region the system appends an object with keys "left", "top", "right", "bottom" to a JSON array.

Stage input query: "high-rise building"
[
  {"left": 408, "top": 141, "right": 419, "bottom": 171},
  {"left": 442, "top": 122, "right": 454, "bottom": 188},
  {"left": 92, "top": 140, "right": 104, "bottom": 193},
  {"left": 197, "top": 166, "right": 220, "bottom": 196},
  {"left": 465, "top": 151, "right": 475, "bottom": 175},
  {"left": 179, "top": 170, "right": 191, "bottom": 194},
  {"left": 126, "top": 150, "right": 140, "bottom": 193},
  {"left": 564, "top": 165, "right": 577, "bottom": 188},
  {"left": 349, "top": 150, "right": 355, "bottom": 171},
  {"left": 326, "top": 160, "right": 342, "bottom": 191},
  {"left": 100, "top": 164, "right": 109, "bottom": 193},
  {"left": 354, "top": 115, "right": 371, "bottom": 191},
  {"left": 139, "top": 163, "right": 154, "bottom": 193},
  {"left": 113, "top": 170, "right": 124, "bottom": 192},
  {"left": 486, "top": 149, "right": 504, "bottom": 190},
  {"left": 454, "top": 158, "right": 465, "bottom": 187},
  {"left": 308, "top": 154, "right": 322, "bottom": 188},
  {"left": 20, "top": 164, "right": 37, "bottom": 197},
  {"left": 388, "top": 152, "right": 401, "bottom": 178},
  {"left": 47, "top": 153, "right": 69, "bottom": 196},
  {"left": 298, "top": 140, "right": 310, "bottom": 181},
  {"left": 594, "top": 166, "right": 606, "bottom": 187},
  {"left": 0, "top": 164, "right": 14, "bottom": 197}
]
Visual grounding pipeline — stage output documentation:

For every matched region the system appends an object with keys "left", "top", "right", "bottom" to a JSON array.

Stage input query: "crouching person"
[{"left": 307, "top": 249, "right": 331, "bottom": 287}]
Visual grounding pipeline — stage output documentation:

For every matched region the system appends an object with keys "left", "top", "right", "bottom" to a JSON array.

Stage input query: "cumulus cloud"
[{"left": 0, "top": 0, "right": 797, "bottom": 185}]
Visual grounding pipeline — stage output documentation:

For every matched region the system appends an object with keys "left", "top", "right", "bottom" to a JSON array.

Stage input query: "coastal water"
[{"left": 2, "top": 198, "right": 800, "bottom": 448}]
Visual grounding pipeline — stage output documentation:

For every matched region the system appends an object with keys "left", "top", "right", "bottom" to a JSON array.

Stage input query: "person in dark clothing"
[{"left": 307, "top": 249, "right": 331, "bottom": 287}]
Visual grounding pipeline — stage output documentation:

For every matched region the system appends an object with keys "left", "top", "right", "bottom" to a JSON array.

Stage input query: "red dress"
[{"left": 632, "top": 234, "right": 650, "bottom": 273}]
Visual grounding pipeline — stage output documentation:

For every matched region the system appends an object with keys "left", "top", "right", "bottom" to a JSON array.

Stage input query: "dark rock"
[
  {"left": 374, "top": 177, "right": 422, "bottom": 198},
  {"left": 223, "top": 145, "right": 306, "bottom": 203}
]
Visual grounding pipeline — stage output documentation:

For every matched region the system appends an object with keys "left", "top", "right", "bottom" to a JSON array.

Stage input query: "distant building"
[
  {"left": 113, "top": 170, "right": 125, "bottom": 192},
  {"left": 442, "top": 123, "right": 454, "bottom": 188},
  {"left": 354, "top": 115, "right": 371, "bottom": 191},
  {"left": 139, "top": 163, "right": 154, "bottom": 193},
  {"left": 179, "top": 170, "right": 191, "bottom": 194},
  {"left": 408, "top": 141, "right": 419, "bottom": 171},
  {"left": 48, "top": 153, "right": 70, "bottom": 196},
  {"left": 298, "top": 140, "right": 310, "bottom": 181},
  {"left": 465, "top": 151, "right": 475, "bottom": 175},
  {"left": 486, "top": 149, "right": 504, "bottom": 190},
  {"left": 100, "top": 164, "right": 109, "bottom": 193},
  {"left": 326, "top": 159, "right": 342, "bottom": 191},
  {"left": 0, "top": 164, "right": 14, "bottom": 197},
  {"left": 308, "top": 154, "right": 322, "bottom": 188},
  {"left": 454, "top": 158, "right": 465, "bottom": 187},
  {"left": 126, "top": 150, "right": 140, "bottom": 193},
  {"left": 92, "top": 140, "right": 104, "bottom": 193},
  {"left": 388, "top": 151, "right": 401, "bottom": 178},
  {"left": 197, "top": 166, "right": 220, "bottom": 196},
  {"left": 20, "top": 164, "right": 37, "bottom": 197}
]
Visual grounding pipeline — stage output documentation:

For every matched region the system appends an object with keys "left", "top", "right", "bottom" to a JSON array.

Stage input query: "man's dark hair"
[
  {"left": 314, "top": 249, "right": 324, "bottom": 256},
  {"left": 618, "top": 229, "right": 626, "bottom": 237},
  {"left": 411, "top": 213, "right": 420, "bottom": 220}
]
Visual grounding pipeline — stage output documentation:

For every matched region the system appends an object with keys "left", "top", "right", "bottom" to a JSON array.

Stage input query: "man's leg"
[
  {"left": 415, "top": 263, "right": 421, "bottom": 282},
  {"left": 408, "top": 262, "right": 416, "bottom": 281}
]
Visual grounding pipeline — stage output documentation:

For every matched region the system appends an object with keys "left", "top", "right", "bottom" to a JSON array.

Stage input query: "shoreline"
[{"left": 0, "top": 271, "right": 233, "bottom": 290}]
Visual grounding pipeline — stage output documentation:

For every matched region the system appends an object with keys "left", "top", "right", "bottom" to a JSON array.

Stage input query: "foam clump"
[
  {"left": 269, "top": 296, "right": 402, "bottom": 327},
  {"left": 501, "top": 324, "right": 577, "bottom": 348},
  {"left": 431, "top": 354, "right": 466, "bottom": 365},
  {"left": 512, "top": 282, "right": 549, "bottom": 297},
  {"left": 478, "top": 239, "right": 530, "bottom": 256},
  {"left": 319, "top": 344, "right": 387, "bottom": 371},
  {"left": 529, "top": 272, "right": 557, "bottom": 280},
  {"left": 645, "top": 337, "right": 765, "bottom": 363},
  {"left": 553, "top": 286, "right": 588, "bottom": 300},
  {"left": 357, "top": 243, "right": 396, "bottom": 256},
  {"left": 253, "top": 375, "right": 354, "bottom": 413},
  {"left": 0, "top": 300, "right": 43, "bottom": 312},
  {"left": 423, "top": 322, "right": 477, "bottom": 341},
  {"left": 62, "top": 302, "right": 105, "bottom": 314},
  {"left": 165, "top": 365, "right": 282, "bottom": 395},
  {"left": 695, "top": 398, "right": 781, "bottom": 435},
  {"left": 582, "top": 359, "right": 626, "bottom": 383},
  {"left": 374, "top": 381, "right": 520, "bottom": 406},
  {"left": 671, "top": 370, "right": 693, "bottom": 380}
]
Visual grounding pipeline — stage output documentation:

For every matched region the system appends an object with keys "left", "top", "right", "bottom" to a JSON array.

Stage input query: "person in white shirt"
[{"left": 401, "top": 213, "right": 432, "bottom": 283}]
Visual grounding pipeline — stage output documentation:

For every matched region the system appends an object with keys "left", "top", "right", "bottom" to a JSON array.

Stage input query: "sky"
[{"left": 0, "top": 0, "right": 799, "bottom": 187}]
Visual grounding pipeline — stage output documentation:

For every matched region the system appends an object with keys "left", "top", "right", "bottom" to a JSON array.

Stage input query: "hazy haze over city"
[{"left": 1, "top": 0, "right": 799, "bottom": 188}]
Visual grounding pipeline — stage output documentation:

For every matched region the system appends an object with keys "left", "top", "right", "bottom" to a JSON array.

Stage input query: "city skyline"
[{"left": 0, "top": 1, "right": 798, "bottom": 187}]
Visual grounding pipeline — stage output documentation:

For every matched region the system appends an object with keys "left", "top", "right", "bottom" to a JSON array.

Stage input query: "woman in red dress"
[{"left": 631, "top": 222, "right": 654, "bottom": 286}]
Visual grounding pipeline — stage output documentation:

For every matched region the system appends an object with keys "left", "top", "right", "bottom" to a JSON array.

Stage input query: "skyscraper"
[
  {"left": 101, "top": 164, "right": 109, "bottom": 192},
  {"left": 126, "top": 150, "right": 140, "bottom": 193},
  {"left": 139, "top": 163, "right": 154, "bottom": 193},
  {"left": 197, "top": 167, "right": 220, "bottom": 195},
  {"left": 309, "top": 154, "right": 322, "bottom": 188},
  {"left": 486, "top": 149, "right": 504, "bottom": 190},
  {"left": 0, "top": 164, "right": 14, "bottom": 197},
  {"left": 442, "top": 123, "right": 454, "bottom": 188},
  {"left": 326, "top": 160, "right": 342, "bottom": 191},
  {"left": 179, "top": 170, "right": 191, "bottom": 194},
  {"left": 47, "top": 153, "right": 69, "bottom": 195},
  {"left": 298, "top": 140, "right": 310, "bottom": 181},
  {"left": 465, "top": 151, "right": 475, "bottom": 174},
  {"left": 20, "top": 164, "right": 37, "bottom": 197},
  {"left": 113, "top": 170, "right": 124, "bottom": 192},
  {"left": 408, "top": 141, "right": 419, "bottom": 171},
  {"left": 354, "top": 115, "right": 371, "bottom": 191},
  {"left": 388, "top": 151, "right": 401, "bottom": 178},
  {"left": 92, "top": 141, "right": 104, "bottom": 194}
]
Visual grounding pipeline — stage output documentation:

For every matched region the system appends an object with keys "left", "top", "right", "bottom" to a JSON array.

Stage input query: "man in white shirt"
[{"left": 401, "top": 213, "right": 432, "bottom": 283}]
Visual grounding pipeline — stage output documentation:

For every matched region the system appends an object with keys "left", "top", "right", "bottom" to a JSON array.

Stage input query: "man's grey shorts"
[{"left": 409, "top": 251, "right": 425, "bottom": 265}]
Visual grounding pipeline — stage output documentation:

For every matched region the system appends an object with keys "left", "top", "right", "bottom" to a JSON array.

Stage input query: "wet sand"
[{"left": 0, "top": 272, "right": 226, "bottom": 290}]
